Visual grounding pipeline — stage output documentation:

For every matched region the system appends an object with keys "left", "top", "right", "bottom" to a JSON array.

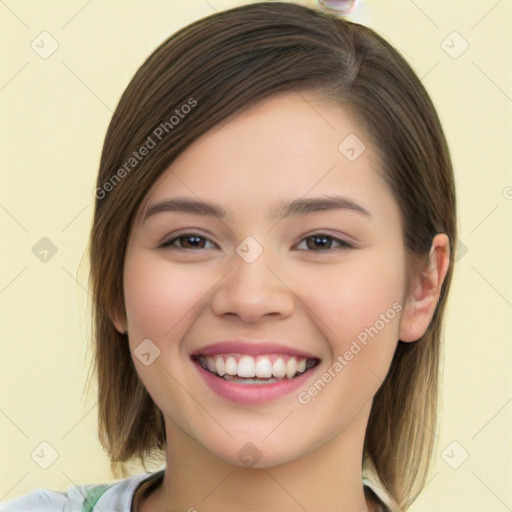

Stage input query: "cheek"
[
  {"left": 295, "top": 250, "right": 406, "bottom": 350},
  {"left": 123, "top": 253, "right": 208, "bottom": 341},
  {"left": 292, "top": 254, "right": 405, "bottom": 430},
  {"left": 122, "top": 253, "right": 212, "bottom": 431}
]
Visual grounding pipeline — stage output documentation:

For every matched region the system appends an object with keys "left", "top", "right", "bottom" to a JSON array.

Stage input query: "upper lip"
[{"left": 190, "top": 339, "right": 320, "bottom": 359}]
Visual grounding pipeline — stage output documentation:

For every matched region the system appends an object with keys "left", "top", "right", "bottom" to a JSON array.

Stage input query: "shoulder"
[
  {"left": 363, "top": 477, "right": 393, "bottom": 512},
  {"left": 0, "top": 471, "right": 161, "bottom": 512}
]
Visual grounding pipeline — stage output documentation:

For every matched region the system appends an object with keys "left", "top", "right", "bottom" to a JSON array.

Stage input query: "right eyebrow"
[{"left": 143, "top": 198, "right": 227, "bottom": 222}]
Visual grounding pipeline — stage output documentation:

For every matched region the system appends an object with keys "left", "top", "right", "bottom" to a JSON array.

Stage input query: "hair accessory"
[{"left": 317, "top": 0, "right": 357, "bottom": 15}]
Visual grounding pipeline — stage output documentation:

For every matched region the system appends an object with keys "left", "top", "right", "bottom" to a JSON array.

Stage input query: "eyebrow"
[{"left": 142, "top": 194, "right": 371, "bottom": 222}]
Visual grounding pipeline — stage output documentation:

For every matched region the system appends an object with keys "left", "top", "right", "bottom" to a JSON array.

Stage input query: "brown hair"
[{"left": 86, "top": 2, "right": 456, "bottom": 510}]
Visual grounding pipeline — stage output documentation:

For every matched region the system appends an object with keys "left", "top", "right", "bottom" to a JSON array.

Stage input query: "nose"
[{"left": 210, "top": 247, "right": 295, "bottom": 323}]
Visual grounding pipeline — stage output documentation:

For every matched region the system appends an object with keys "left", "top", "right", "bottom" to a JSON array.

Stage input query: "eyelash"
[{"left": 158, "top": 232, "right": 354, "bottom": 252}]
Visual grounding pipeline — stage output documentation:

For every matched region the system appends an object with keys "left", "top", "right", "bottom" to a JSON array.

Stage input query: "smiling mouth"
[{"left": 191, "top": 353, "right": 319, "bottom": 384}]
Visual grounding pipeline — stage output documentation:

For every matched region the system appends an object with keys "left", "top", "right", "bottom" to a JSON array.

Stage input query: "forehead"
[
  {"left": 138, "top": 91, "right": 395, "bottom": 225},
  {"left": 177, "top": 92, "right": 373, "bottom": 174}
]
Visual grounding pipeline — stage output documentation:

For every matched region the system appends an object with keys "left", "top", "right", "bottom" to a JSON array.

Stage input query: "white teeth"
[
  {"left": 237, "top": 355, "right": 256, "bottom": 378},
  {"left": 255, "top": 357, "right": 273, "bottom": 378},
  {"left": 205, "top": 357, "right": 216, "bottom": 372},
  {"left": 214, "top": 356, "right": 225, "bottom": 376},
  {"left": 225, "top": 356, "right": 237, "bottom": 376},
  {"left": 286, "top": 357, "right": 298, "bottom": 379},
  {"left": 223, "top": 375, "right": 278, "bottom": 385},
  {"left": 272, "top": 357, "right": 287, "bottom": 378},
  {"left": 199, "top": 354, "right": 315, "bottom": 380}
]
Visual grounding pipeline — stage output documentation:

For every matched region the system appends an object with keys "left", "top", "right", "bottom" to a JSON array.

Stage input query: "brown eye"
[
  {"left": 296, "top": 234, "right": 353, "bottom": 251},
  {"left": 159, "top": 233, "right": 216, "bottom": 250}
]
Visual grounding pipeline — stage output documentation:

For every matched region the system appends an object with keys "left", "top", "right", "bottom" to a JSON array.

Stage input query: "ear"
[
  {"left": 399, "top": 233, "right": 450, "bottom": 342},
  {"left": 111, "top": 305, "right": 128, "bottom": 335}
]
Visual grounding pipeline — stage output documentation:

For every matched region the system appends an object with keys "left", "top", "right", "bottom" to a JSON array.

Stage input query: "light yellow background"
[{"left": 1, "top": 1, "right": 511, "bottom": 510}]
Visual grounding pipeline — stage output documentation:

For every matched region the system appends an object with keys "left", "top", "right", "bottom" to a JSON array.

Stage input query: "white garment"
[{"left": 0, "top": 470, "right": 391, "bottom": 511}]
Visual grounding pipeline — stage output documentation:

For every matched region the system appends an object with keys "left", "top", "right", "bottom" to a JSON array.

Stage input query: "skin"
[{"left": 113, "top": 91, "right": 450, "bottom": 512}]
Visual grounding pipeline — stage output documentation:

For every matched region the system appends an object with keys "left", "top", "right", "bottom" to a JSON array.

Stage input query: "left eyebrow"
[
  {"left": 141, "top": 194, "right": 371, "bottom": 223},
  {"left": 271, "top": 195, "right": 371, "bottom": 219}
]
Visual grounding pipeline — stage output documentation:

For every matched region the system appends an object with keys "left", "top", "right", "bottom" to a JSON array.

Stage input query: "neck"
[{"left": 146, "top": 401, "right": 372, "bottom": 512}]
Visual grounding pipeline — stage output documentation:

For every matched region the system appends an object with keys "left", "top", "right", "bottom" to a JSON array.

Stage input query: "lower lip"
[{"left": 193, "top": 360, "right": 317, "bottom": 405}]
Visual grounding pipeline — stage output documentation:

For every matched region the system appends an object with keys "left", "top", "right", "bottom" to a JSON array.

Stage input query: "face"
[{"left": 116, "top": 92, "right": 409, "bottom": 468}]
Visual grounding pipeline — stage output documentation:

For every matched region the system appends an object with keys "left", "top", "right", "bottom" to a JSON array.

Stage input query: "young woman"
[{"left": 0, "top": 2, "right": 456, "bottom": 511}]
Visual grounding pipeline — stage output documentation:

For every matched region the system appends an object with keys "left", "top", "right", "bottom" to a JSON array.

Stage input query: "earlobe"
[
  {"left": 399, "top": 234, "right": 450, "bottom": 343},
  {"left": 111, "top": 308, "right": 128, "bottom": 335}
]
